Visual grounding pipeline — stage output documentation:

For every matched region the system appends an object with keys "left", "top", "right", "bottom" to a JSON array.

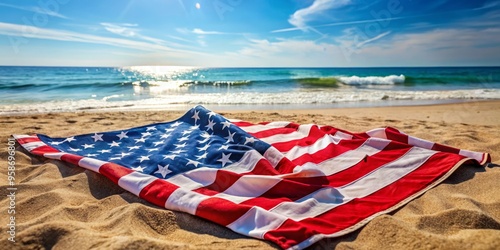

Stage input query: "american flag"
[{"left": 14, "top": 106, "right": 490, "bottom": 249}]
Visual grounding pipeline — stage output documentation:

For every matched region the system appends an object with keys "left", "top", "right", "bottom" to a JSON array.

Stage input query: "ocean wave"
[{"left": 337, "top": 75, "right": 406, "bottom": 85}]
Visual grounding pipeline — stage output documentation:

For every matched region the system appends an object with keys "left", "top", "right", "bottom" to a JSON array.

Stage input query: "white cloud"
[
  {"left": 100, "top": 23, "right": 165, "bottom": 44},
  {"left": 0, "top": 22, "right": 209, "bottom": 60},
  {"left": 0, "top": 2, "right": 69, "bottom": 19},
  {"left": 192, "top": 28, "right": 224, "bottom": 35},
  {"left": 288, "top": 0, "right": 351, "bottom": 31}
]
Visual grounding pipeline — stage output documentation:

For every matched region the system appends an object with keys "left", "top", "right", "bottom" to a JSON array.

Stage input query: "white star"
[
  {"left": 98, "top": 149, "right": 111, "bottom": 153},
  {"left": 138, "top": 155, "right": 150, "bottom": 162},
  {"left": 192, "top": 110, "right": 200, "bottom": 124},
  {"left": 153, "top": 140, "right": 165, "bottom": 146},
  {"left": 221, "top": 120, "right": 231, "bottom": 130},
  {"left": 200, "top": 132, "right": 211, "bottom": 138},
  {"left": 199, "top": 137, "right": 210, "bottom": 144},
  {"left": 155, "top": 164, "right": 172, "bottom": 178},
  {"left": 225, "top": 131, "right": 235, "bottom": 143},
  {"left": 165, "top": 128, "right": 175, "bottom": 133},
  {"left": 120, "top": 152, "right": 132, "bottom": 157},
  {"left": 207, "top": 111, "right": 217, "bottom": 118},
  {"left": 135, "top": 138, "right": 146, "bottom": 143},
  {"left": 182, "top": 130, "right": 191, "bottom": 136},
  {"left": 205, "top": 119, "right": 215, "bottom": 131},
  {"left": 217, "top": 153, "right": 232, "bottom": 167},
  {"left": 197, "top": 144, "right": 210, "bottom": 151},
  {"left": 117, "top": 131, "right": 128, "bottom": 140},
  {"left": 128, "top": 145, "right": 140, "bottom": 151},
  {"left": 65, "top": 136, "right": 76, "bottom": 143},
  {"left": 82, "top": 144, "right": 95, "bottom": 149},
  {"left": 244, "top": 137, "right": 256, "bottom": 145},
  {"left": 171, "top": 121, "right": 182, "bottom": 127},
  {"left": 109, "top": 156, "right": 122, "bottom": 161},
  {"left": 175, "top": 143, "right": 187, "bottom": 148},
  {"left": 146, "top": 126, "right": 157, "bottom": 131},
  {"left": 50, "top": 141, "right": 63, "bottom": 145},
  {"left": 160, "top": 133, "right": 170, "bottom": 139},
  {"left": 172, "top": 149, "right": 186, "bottom": 154},
  {"left": 187, "top": 159, "right": 201, "bottom": 167},
  {"left": 108, "top": 141, "right": 121, "bottom": 147},
  {"left": 147, "top": 148, "right": 159, "bottom": 152},
  {"left": 91, "top": 133, "right": 104, "bottom": 142},
  {"left": 189, "top": 125, "right": 199, "bottom": 130},
  {"left": 141, "top": 132, "right": 152, "bottom": 137},
  {"left": 132, "top": 166, "right": 145, "bottom": 172},
  {"left": 163, "top": 154, "right": 177, "bottom": 160},
  {"left": 178, "top": 136, "right": 189, "bottom": 142},
  {"left": 219, "top": 144, "right": 229, "bottom": 150},
  {"left": 85, "top": 153, "right": 98, "bottom": 157},
  {"left": 196, "top": 152, "right": 208, "bottom": 160},
  {"left": 69, "top": 147, "right": 81, "bottom": 152}
]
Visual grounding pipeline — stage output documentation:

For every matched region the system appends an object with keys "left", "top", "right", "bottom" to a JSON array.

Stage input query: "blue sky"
[{"left": 0, "top": 0, "right": 499, "bottom": 67}]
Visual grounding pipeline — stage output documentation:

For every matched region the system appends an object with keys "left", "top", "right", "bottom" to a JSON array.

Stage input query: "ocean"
[{"left": 1, "top": 66, "right": 499, "bottom": 115}]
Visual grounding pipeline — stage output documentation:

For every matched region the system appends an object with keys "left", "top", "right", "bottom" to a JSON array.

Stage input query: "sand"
[{"left": 0, "top": 101, "right": 499, "bottom": 249}]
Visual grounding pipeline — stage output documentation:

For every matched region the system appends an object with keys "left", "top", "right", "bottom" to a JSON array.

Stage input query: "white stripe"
[
  {"left": 227, "top": 206, "right": 287, "bottom": 239},
  {"left": 214, "top": 175, "right": 281, "bottom": 204},
  {"left": 165, "top": 188, "right": 207, "bottom": 215},
  {"left": 366, "top": 128, "right": 387, "bottom": 139},
  {"left": 43, "top": 152, "right": 65, "bottom": 160},
  {"left": 259, "top": 124, "right": 314, "bottom": 144},
  {"left": 78, "top": 157, "right": 107, "bottom": 172},
  {"left": 284, "top": 134, "right": 342, "bottom": 161},
  {"left": 334, "top": 130, "right": 353, "bottom": 140},
  {"left": 408, "top": 136, "right": 435, "bottom": 150},
  {"left": 118, "top": 171, "right": 157, "bottom": 196},
  {"left": 22, "top": 141, "right": 46, "bottom": 151},
  {"left": 13, "top": 134, "right": 37, "bottom": 139},
  {"left": 270, "top": 147, "right": 435, "bottom": 221},
  {"left": 263, "top": 147, "right": 284, "bottom": 168},
  {"left": 241, "top": 121, "right": 291, "bottom": 133},
  {"left": 167, "top": 150, "right": 264, "bottom": 191},
  {"left": 168, "top": 167, "right": 219, "bottom": 190},
  {"left": 294, "top": 138, "right": 391, "bottom": 176},
  {"left": 224, "top": 150, "right": 265, "bottom": 173},
  {"left": 459, "top": 149, "right": 483, "bottom": 162}
]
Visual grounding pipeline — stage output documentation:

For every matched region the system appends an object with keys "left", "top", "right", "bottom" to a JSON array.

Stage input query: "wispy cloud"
[
  {"left": 100, "top": 23, "right": 164, "bottom": 44},
  {"left": 0, "top": 2, "right": 69, "bottom": 19},
  {"left": 192, "top": 28, "right": 225, "bottom": 35},
  {"left": 288, "top": 0, "right": 351, "bottom": 31},
  {"left": 0, "top": 22, "right": 208, "bottom": 58}
]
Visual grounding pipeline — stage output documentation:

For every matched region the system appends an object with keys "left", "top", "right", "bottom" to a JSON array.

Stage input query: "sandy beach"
[{"left": 1, "top": 101, "right": 499, "bottom": 249}]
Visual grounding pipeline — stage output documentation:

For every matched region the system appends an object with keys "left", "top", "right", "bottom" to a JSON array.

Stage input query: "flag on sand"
[{"left": 14, "top": 106, "right": 490, "bottom": 249}]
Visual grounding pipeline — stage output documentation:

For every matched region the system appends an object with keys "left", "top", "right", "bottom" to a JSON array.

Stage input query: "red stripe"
[
  {"left": 290, "top": 139, "right": 367, "bottom": 166},
  {"left": 99, "top": 163, "right": 134, "bottom": 184},
  {"left": 31, "top": 145, "right": 60, "bottom": 155},
  {"left": 263, "top": 152, "right": 466, "bottom": 249},
  {"left": 250, "top": 127, "right": 297, "bottom": 140},
  {"left": 139, "top": 179, "right": 179, "bottom": 208},
  {"left": 241, "top": 177, "right": 327, "bottom": 210},
  {"left": 196, "top": 197, "right": 252, "bottom": 226},
  {"left": 325, "top": 145, "right": 412, "bottom": 187},
  {"left": 61, "top": 154, "right": 84, "bottom": 166},
  {"left": 16, "top": 137, "right": 41, "bottom": 144},
  {"left": 432, "top": 143, "right": 460, "bottom": 154},
  {"left": 385, "top": 127, "right": 409, "bottom": 143}
]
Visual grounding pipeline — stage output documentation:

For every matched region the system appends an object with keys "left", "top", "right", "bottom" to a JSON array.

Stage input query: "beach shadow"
[{"left": 443, "top": 162, "right": 487, "bottom": 185}]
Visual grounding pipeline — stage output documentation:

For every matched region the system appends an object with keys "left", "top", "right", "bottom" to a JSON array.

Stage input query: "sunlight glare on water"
[{"left": 123, "top": 66, "right": 200, "bottom": 80}]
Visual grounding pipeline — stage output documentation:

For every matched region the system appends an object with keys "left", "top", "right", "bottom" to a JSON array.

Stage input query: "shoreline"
[{"left": 2, "top": 100, "right": 499, "bottom": 126}]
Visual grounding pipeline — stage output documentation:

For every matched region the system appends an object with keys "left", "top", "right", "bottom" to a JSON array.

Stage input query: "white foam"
[
  {"left": 338, "top": 75, "right": 405, "bottom": 85},
  {"left": 1, "top": 88, "right": 499, "bottom": 115}
]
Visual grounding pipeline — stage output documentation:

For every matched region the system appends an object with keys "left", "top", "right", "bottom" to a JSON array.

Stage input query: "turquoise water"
[{"left": 0, "top": 66, "right": 499, "bottom": 114}]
